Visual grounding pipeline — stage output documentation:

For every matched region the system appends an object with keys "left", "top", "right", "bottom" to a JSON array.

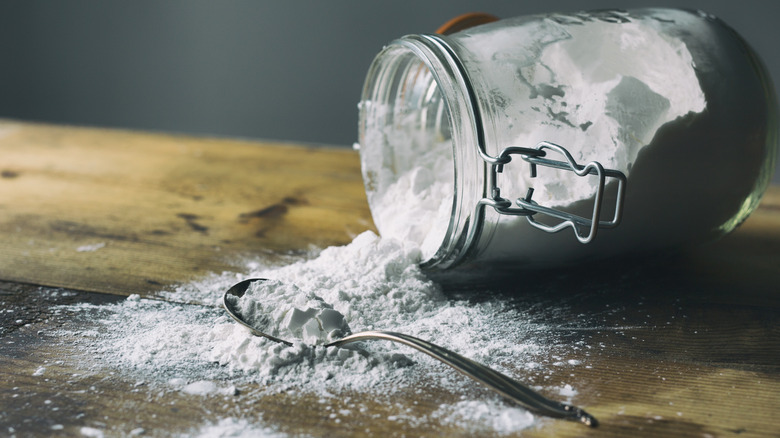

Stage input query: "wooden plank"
[
  {"left": 2, "top": 266, "right": 778, "bottom": 437},
  {"left": 0, "top": 120, "right": 374, "bottom": 295}
]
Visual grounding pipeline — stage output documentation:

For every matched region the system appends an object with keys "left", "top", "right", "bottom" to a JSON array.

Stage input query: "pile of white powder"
[{"left": 55, "top": 230, "right": 588, "bottom": 436}]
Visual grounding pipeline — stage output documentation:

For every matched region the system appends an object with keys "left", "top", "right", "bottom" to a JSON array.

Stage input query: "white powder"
[
  {"left": 76, "top": 242, "right": 106, "bottom": 252},
  {"left": 55, "top": 230, "right": 590, "bottom": 435},
  {"left": 362, "top": 121, "right": 454, "bottom": 260},
  {"left": 475, "top": 16, "right": 706, "bottom": 207},
  {"left": 179, "top": 380, "right": 238, "bottom": 396},
  {"left": 190, "top": 418, "right": 286, "bottom": 438},
  {"left": 432, "top": 400, "right": 536, "bottom": 435},
  {"left": 558, "top": 383, "right": 577, "bottom": 398},
  {"left": 228, "top": 279, "right": 350, "bottom": 345},
  {"left": 80, "top": 427, "right": 105, "bottom": 438}
]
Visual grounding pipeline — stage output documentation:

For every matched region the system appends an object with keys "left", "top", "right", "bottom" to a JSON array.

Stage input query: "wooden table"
[{"left": 1, "top": 120, "right": 778, "bottom": 437}]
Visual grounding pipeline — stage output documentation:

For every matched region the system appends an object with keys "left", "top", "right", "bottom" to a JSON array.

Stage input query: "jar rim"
[{"left": 358, "top": 34, "right": 487, "bottom": 270}]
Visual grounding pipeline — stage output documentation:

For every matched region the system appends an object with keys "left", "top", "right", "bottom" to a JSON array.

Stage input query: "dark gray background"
[{"left": 1, "top": 1, "right": 777, "bottom": 182}]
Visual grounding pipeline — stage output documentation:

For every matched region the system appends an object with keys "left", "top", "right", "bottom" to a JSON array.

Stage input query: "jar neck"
[{"left": 359, "top": 34, "right": 487, "bottom": 270}]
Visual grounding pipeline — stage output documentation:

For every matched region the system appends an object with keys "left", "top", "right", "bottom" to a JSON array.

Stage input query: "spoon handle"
[{"left": 326, "top": 330, "right": 597, "bottom": 427}]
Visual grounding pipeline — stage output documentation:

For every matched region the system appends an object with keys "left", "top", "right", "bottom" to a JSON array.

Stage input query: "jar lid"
[{"left": 436, "top": 12, "right": 499, "bottom": 35}]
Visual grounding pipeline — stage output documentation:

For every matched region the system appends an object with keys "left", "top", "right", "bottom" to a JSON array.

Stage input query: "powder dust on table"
[{"left": 54, "top": 231, "right": 592, "bottom": 436}]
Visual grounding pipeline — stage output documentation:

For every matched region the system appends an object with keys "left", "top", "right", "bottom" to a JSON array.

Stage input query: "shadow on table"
[{"left": 433, "top": 228, "right": 780, "bottom": 372}]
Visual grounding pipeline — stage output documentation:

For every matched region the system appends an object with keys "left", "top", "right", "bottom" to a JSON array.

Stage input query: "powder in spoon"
[{"left": 227, "top": 279, "right": 351, "bottom": 345}]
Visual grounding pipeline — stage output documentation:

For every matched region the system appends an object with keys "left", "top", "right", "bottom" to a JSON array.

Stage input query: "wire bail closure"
[
  {"left": 420, "top": 33, "right": 627, "bottom": 246},
  {"left": 481, "top": 141, "right": 627, "bottom": 244}
]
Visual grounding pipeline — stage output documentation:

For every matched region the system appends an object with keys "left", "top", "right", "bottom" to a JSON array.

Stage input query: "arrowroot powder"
[
  {"left": 53, "top": 231, "right": 594, "bottom": 436},
  {"left": 226, "top": 279, "right": 351, "bottom": 345}
]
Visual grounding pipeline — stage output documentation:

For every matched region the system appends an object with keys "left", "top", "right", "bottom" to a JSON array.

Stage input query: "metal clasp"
[{"left": 480, "top": 141, "right": 627, "bottom": 244}]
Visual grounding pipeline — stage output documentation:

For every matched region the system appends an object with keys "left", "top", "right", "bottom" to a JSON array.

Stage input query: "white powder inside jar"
[
  {"left": 465, "top": 15, "right": 706, "bottom": 207},
  {"left": 372, "top": 157, "right": 453, "bottom": 259},
  {"left": 360, "top": 100, "right": 455, "bottom": 261}
]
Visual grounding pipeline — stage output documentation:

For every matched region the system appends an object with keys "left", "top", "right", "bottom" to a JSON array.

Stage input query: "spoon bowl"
[
  {"left": 222, "top": 278, "right": 597, "bottom": 427},
  {"left": 223, "top": 278, "right": 294, "bottom": 346}
]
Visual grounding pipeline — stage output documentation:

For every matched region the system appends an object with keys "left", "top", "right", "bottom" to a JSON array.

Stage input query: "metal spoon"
[{"left": 223, "top": 278, "right": 598, "bottom": 427}]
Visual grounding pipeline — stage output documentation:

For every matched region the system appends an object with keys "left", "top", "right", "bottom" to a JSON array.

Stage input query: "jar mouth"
[{"left": 358, "top": 35, "right": 484, "bottom": 270}]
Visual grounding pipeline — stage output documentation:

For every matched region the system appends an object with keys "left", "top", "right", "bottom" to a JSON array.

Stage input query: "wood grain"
[
  {"left": 0, "top": 120, "right": 778, "bottom": 437},
  {"left": 0, "top": 120, "right": 374, "bottom": 295}
]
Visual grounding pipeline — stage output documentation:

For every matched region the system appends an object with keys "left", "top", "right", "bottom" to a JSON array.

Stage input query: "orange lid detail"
[{"left": 436, "top": 12, "right": 500, "bottom": 35}]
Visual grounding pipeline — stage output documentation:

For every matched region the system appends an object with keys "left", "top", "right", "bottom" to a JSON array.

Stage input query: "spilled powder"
[
  {"left": 56, "top": 231, "right": 588, "bottom": 435},
  {"left": 76, "top": 242, "right": 106, "bottom": 252}
]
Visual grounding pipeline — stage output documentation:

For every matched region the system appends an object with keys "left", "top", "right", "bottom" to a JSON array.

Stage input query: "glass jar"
[{"left": 357, "top": 8, "right": 777, "bottom": 275}]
